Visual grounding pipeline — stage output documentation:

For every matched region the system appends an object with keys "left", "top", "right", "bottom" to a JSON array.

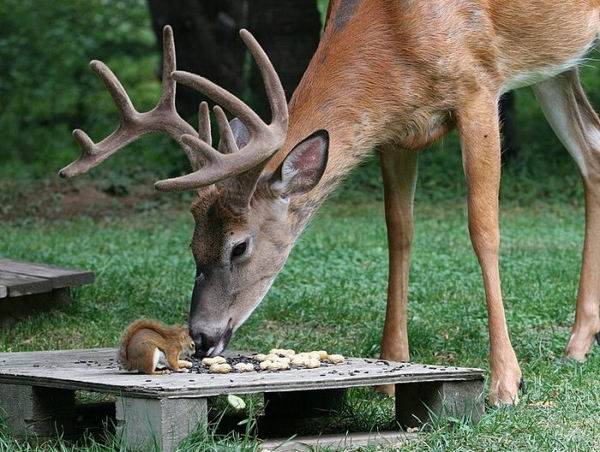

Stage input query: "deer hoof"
[
  {"left": 565, "top": 329, "right": 600, "bottom": 361},
  {"left": 518, "top": 377, "right": 526, "bottom": 394},
  {"left": 489, "top": 369, "right": 522, "bottom": 406}
]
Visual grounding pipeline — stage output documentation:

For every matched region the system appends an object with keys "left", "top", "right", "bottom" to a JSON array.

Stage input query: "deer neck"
[{"left": 266, "top": 16, "right": 412, "bottom": 235}]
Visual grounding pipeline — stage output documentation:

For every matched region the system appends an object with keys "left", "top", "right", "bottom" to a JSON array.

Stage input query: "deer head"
[{"left": 60, "top": 26, "right": 329, "bottom": 356}]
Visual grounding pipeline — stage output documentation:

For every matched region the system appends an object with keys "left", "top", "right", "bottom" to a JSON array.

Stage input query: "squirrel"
[{"left": 117, "top": 319, "right": 195, "bottom": 375}]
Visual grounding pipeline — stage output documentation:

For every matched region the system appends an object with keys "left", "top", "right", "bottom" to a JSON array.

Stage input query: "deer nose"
[
  {"left": 193, "top": 333, "right": 218, "bottom": 357},
  {"left": 192, "top": 327, "right": 234, "bottom": 358}
]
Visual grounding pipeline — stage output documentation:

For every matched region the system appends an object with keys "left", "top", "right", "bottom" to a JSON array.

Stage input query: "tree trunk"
[
  {"left": 248, "top": 0, "right": 321, "bottom": 119},
  {"left": 146, "top": 0, "right": 248, "bottom": 119}
]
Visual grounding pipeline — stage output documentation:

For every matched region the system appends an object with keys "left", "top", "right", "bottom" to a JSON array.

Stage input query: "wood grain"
[
  {"left": 0, "top": 259, "right": 95, "bottom": 289},
  {"left": 259, "top": 431, "right": 417, "bottom": 451},
  {"left": 0, "top": 271, "right": 53, "bottom": 297},
  {"left": 0, "top": 348, "right": 484, "bottom": 399}
]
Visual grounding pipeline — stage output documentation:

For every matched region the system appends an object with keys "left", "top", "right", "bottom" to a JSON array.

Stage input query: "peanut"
[
  {"left": 327, "top": 354, "right": 345, "bottom": 364},
  {"left": 202, "top": 356, "right": 227, "bottom": 366},
  {"left": 209, "top": 363, "right": 232, "bottom": 374},
  {"left": 234, "top": 363, "right": 255, "bottom": 372}
]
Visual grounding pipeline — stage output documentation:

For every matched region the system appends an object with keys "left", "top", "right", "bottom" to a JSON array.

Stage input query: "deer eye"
[{"left": 231, "top": 240, "right": 248, "bottom": 260}]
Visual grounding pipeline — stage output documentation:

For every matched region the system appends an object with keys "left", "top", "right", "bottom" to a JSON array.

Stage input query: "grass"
[
  {"left": 2, "top": 1, "right": 600, "bottom": 448},
  {"left": 1, "top": 168, "right": 599, "bottom": 449}
]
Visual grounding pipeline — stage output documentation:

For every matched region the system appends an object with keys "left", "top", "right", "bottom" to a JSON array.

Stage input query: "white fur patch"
[
  {"left": 503, "top": 38, "right": 597, "bottom": 92},
  {"left": 152, "top": 348, "right": 159, "bottom": 371},
  {"left": 503, "top": 57, "right": 585, "bottom": 93},
  {"left": 153, "top": 348, "right": 168, "bottom": 370}
]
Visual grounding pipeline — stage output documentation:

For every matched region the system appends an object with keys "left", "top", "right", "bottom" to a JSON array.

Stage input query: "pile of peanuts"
[{"left": 201, "top": 349, "right": 345, "bottom": 374}]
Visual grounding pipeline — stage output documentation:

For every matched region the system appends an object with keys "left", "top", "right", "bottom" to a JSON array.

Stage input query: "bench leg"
[
  {"left": 395, "top": 380, "right": 484, "bottom": 428},
  {"left": 115, "top": 396, "right": 207, "bottom": 452},
  {"left": 0, "top": 384, "right": 75, "bottom": 438}
]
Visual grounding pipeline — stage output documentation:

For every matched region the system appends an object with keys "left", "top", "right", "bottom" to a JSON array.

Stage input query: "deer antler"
[
  {"left": 153, "top": 29, "right": 288, "bottom": 192},
  {"left": 59, "top": 26, "right": 204, "bottom": 178},
  {"left": 61, "top": 27, "right": 288, "bottom": 200}
]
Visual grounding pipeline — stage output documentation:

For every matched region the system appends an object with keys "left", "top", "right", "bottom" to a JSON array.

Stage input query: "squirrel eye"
[{"left": 190, "top": 342, "right": 195, "bottom": 349}]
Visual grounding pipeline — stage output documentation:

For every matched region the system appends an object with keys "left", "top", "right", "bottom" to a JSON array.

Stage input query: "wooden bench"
[
  {"left": 0, "top": 348, "right": 485, "bottom": 451},
  {"left": 0, "top": 259, "right": 94, "bottom": 323}
]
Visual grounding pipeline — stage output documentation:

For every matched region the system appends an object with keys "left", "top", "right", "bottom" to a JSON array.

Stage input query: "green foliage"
[
  {"left": 0, "top": 0, "right": 187, "bottom": 180},
  {"left": 2, "top": 0, "right": 600, "bottom": 204}
]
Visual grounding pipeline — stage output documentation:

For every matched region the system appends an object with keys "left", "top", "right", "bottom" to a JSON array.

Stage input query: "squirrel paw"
[{"left": 178, "top": 360, "right": 193, "bottom": 369}]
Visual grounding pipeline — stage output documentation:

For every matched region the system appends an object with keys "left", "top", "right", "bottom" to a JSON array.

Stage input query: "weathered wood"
[
  {"left": 0, "top": 349, "right": 485, "bottom": 448},
  {"left": 0, "top": 384, "right": 75, "bottom": 438},
  {"left": 259, "top": 431, "right": 417, "bottom": 451},
  {"left": 115, "top": 396, "right": 207, "bottom": 452},
  {"left": 0, "top": 349, "right": 485, "bottom": 399},
  {"left": 0, "top": 271, "right": 53, "bottom": 298},
  {"left": 0, "top": 285, "right": 6, "bottom": 298},
  {"left": 0, "top": 259, "right": 95, "bottom": 289},
  {"left": 395, "top": 380, "right": 484, "bottom": 428}
]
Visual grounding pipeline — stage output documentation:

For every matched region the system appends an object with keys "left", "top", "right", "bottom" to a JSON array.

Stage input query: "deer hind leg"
[
  {"left": 533, "top": 69, "right": 600, "bottom": 361},
  {"left": 458, "top": 90, "right": 522, "bottom": 405},
  {"left": 376, "top": 146, "right": 418, "bottom": 396}
]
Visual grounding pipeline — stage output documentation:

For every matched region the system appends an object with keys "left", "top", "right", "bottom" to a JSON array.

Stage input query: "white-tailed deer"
[{"left": 60, "top": 1, "right": 600, "bottom": 404}]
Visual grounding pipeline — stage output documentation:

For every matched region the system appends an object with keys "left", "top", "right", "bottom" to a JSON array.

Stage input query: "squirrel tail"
[{"left": 117, "top": 319, "right": 169, "bottom": 370}]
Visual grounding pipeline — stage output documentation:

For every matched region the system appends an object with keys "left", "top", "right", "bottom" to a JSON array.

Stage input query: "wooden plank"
[
  {"left": 116, "top": 396, "right": 207, "bottom": 452},
  {"left": 0, "top": 349, "right": 484, "bottom": 399},
  {"left": 0, "top": 285, "right": 7, "bottom": 298},
  {"left": 0, "top": 271, "right": 53, "bottom": 298},
  {"left": 0, "top": 384, "right": 76, "bottom": 438},
  {"left": 260, "top": 431, "right": 417, "bottom": 451},
  {"left": 0, "top": 259, "right": 95, "bottom": 289}
]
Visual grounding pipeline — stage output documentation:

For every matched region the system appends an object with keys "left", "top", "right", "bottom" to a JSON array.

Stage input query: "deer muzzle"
[{"left": 188, "top": 270, "right": 235, "bottom": 357}]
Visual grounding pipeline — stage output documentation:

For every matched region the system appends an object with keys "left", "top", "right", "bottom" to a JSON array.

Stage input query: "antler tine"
[
  {"left": 213, "top": 106, "right": 238, "bottom": 154},
  {"left": 156, "top": 29, "right": 289, "bottom": 193},
  {"left": 92, "top": 60, "right": 138, "bottom": 121},
  {"left": 172, "top": 71, "right": 264, "bottom": 135},
  {"left": 239, "top": 29, "right": 288, "bottom": 131},
  {"left": 158, "top": 25, "right": 176, "bottom": 110},
  {"left": 198, "top": 101, "right": 212, "bottom": 146},
  {"left": 60, "top": 25, "right": 198, "bottom": 179}
]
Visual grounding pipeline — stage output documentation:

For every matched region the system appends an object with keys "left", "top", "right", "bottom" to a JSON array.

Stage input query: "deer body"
[{"left": 62, "top": 1, "right": 600, "bottom": 405}]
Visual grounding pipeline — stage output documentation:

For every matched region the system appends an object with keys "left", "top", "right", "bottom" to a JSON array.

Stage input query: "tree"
[
  {"left": 147, "top": 0, "right": 247, "bottom": 119},
  {"left": 146, "top": 0, "right": 321, "bottom": 120}
]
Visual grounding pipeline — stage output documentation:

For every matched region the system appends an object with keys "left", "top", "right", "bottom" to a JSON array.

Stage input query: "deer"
[{"left": 60, "top": 0, "right": 600, "bottom": 405}]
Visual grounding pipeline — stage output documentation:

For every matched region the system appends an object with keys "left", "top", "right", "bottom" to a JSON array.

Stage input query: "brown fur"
[
  {"left": 66, "top": 0, "right": 600, "bottom": 404},
  {"left": 253, "top": 1, "right": 599, "bottom": 405},
  {"left": 118, "top": 319, "right": 195, "bottom": 374},
  {"left": 187, "top": 0, "right": 600, "bottom": 404}
]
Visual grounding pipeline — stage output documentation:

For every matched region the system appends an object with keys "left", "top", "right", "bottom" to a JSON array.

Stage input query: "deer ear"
[
  {"left": 230, "top": 117, "right": 250, "bottom": 149},
  {"left": 271, "top": 130, "right": 329, "bottom": 197}
]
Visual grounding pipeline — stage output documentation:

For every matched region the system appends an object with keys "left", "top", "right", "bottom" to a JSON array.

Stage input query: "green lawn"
[
  {"left": 1, "top": 186, "right": 598, "bottom": 449},
  {"left": 2, "top": 0, "right": 600, "bottom": 450}
]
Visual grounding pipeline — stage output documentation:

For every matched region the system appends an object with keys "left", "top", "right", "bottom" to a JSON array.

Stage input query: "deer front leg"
[
  {"left": 458, "top": 92, "right": 522, "bottom": 405},
  {"left": 376, "top": 146, "right": 418, "bottom": 396}
]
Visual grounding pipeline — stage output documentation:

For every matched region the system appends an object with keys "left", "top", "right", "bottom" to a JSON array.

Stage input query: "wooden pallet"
[
  {"left": 0, "top": 259, "right": 94, "bottom": 324},
  {"left": 0, "top": 348, "right": 485, "bottom": 451}
]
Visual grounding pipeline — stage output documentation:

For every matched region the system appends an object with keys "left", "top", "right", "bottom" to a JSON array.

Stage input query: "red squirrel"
[{"left": 118, "top": 319, "right": 195, "bottom": 374}]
